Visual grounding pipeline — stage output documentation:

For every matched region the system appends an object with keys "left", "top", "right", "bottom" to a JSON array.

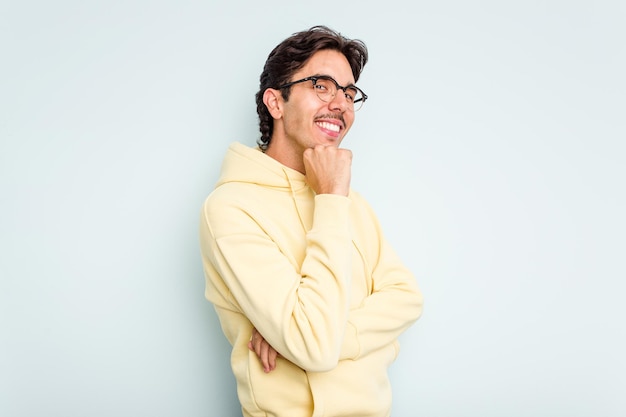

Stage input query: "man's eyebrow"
[
  {"left": 313, "top": 74, "right": 358, "bottom": 88},
  {"left": 311, "top": 73, "right": 333, "bottom": 79}
]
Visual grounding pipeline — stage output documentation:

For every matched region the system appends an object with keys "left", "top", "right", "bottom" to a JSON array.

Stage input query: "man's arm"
[
  {"left": 249, "top": 195, "right": 422, "bottom": 369},
  {"left": 203, "top": 194, "right": 352, "bottom": 372},
  {"left": 339, "top": 224, "right": 423, "bottom": 361}
]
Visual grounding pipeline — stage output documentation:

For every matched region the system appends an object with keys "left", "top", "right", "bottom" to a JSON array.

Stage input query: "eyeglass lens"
[{"left": 313, "top": 78, "right": 364, "bottom": 111}]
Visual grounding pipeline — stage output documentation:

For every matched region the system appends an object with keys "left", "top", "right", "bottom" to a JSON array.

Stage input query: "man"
[{"left": 199, "top": 26, "right": 423, "bottom": 417}]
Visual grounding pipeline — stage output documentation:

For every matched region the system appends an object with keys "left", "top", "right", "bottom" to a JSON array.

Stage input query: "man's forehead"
[{"left": 298, "top": 50, "right": 355, "bottom": 85}]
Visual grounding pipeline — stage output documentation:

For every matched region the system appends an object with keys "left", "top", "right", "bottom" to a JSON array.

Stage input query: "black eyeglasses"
[{"left": 278, "top": 75, "right": 368, "bottom": 111}]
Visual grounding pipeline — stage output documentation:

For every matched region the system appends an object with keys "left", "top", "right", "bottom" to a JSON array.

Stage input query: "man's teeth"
[{"left": 317, "top": 121, "right": 340, "bottom": 133}]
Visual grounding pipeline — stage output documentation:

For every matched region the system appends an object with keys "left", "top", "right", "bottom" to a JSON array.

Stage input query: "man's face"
[{"left": 279, "top": 49, "right": 356, "bottom": 151}]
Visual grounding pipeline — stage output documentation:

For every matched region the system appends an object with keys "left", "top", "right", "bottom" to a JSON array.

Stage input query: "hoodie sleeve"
[
  {"left": 201, "top": 193, "right": 353, "bottom": 372},
  {"left": 338, "top": 197, "right": 423, "bottom": 361}
]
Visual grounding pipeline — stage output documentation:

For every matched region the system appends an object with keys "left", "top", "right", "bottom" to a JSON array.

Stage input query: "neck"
[{"left": 264, "top": 137, "right": 306, "bottom": 174}]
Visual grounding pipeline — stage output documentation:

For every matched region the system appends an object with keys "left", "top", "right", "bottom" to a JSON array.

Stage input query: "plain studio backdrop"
[{"left": 1, "top": 1, "right": 624, "bottom": 416}]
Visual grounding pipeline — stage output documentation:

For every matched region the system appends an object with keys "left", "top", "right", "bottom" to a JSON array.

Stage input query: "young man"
[{"left": 199, "top": 26, "right": 423, "bottom": 417}]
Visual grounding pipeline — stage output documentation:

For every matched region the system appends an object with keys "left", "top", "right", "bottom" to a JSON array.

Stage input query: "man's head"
[{"left": 256, "top": 26, "right": 368, "bottom": 152}]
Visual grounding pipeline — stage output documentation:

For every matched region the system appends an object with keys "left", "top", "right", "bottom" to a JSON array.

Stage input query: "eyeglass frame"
[{"left": 277, "top": 75, "right": 368, "bottom": 111}]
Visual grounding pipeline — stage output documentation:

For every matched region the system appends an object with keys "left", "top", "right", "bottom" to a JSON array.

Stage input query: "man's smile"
[{"left": 316, "top": 120, "right": 342, "bottom": 133}]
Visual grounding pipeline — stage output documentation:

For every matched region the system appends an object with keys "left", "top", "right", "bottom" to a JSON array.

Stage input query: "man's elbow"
[{"left": 409, "top": 289, "right": 424, "bottom": 322}]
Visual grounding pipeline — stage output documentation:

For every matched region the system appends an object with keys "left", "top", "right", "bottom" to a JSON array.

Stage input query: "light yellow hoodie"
[{"left": 199, "top": 142, "right": 423, "bottom": 417}]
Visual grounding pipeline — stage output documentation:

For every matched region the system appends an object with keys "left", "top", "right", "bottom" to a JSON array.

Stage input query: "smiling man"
[{"left": 199, "top": 26, "right": 423, "bottom": 417}]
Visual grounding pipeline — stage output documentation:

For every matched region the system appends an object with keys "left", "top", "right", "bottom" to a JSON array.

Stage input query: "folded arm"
[{"left": 202, "top": 194, "right": 354, "bottom": 372}]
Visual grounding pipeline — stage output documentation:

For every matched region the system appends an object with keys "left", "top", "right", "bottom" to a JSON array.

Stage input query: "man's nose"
[{"left": 328, "top": 90, "right": 350, "bottom": 112}]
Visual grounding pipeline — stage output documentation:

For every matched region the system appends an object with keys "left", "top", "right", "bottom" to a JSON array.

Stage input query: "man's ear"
[{"left": 263, "top": 88, "right": 283, "bottom": 119}]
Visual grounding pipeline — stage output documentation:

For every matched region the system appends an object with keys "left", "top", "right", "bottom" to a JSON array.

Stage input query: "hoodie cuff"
[{"left": 311, "top": 194, "right": 351, "bottom": 233}]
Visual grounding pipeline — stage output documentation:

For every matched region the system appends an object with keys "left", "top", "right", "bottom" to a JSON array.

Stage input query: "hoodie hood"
[{"left": 216, "top": 142, "right": 308, "bottom": 192}]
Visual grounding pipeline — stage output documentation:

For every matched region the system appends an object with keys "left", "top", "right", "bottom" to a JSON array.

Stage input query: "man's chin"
[{"left": 313, "top": 136, "right": 343, "bottom": 148}]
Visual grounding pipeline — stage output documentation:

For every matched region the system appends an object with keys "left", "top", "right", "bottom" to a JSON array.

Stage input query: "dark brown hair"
[{"left": 255, "top": 26, "right": 368, "bottom": 151}]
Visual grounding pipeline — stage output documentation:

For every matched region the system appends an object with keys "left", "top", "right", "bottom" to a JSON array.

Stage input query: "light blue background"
[{"left": 1, "top": 1, "right": 625, "bottom": 416}]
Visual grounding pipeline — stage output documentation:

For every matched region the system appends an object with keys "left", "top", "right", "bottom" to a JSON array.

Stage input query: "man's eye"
[{"left": 344, "top": 92, "right": 355, "bottom": 102}]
